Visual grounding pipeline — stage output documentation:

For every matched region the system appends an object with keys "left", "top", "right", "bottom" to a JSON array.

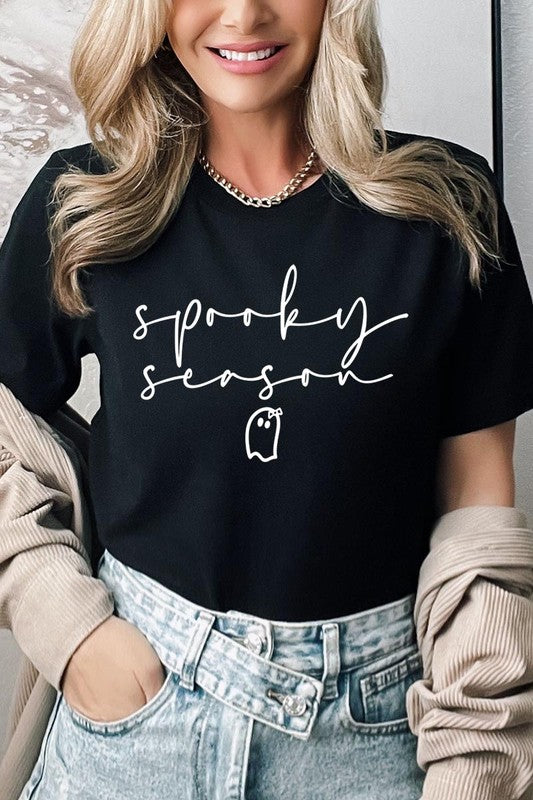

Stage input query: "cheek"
[
  {"left": 285, "top": 0, "right": 327, "bottom": 36},
  {"left": 167, "top": 2, "right": 209, "bottom": 55}
]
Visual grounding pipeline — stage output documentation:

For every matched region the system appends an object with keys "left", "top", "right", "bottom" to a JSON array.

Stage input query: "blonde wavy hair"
[{"left": 49, "top": 0, "right": 503, "bottom": 317}]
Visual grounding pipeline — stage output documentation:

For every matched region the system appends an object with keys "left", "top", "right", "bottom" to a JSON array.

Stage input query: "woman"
[{"left": 3, "top": 0, "right": 533, "bottom": 798}]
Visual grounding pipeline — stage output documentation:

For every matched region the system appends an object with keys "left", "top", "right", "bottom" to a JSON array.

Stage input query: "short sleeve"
[
  {"left": 0, "top": 151, "right": 91, "bottom": 419},
  {"left": 440, "top": 156, "right": 533, "bottom": 438}
]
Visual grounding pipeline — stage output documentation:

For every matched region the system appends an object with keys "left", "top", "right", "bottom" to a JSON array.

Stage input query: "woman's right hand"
[{"left": 59, "top": 614, "right": 167, "bottom": 722}]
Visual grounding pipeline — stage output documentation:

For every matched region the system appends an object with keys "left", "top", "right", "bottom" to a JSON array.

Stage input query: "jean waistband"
[{"left": 97, "top": 548, "right": 417, "bottom": 741}]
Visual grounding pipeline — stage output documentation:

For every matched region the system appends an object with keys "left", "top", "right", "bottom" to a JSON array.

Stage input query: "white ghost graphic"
[{"left": 245, "top": 407, "right": 283, "bottom": 461}]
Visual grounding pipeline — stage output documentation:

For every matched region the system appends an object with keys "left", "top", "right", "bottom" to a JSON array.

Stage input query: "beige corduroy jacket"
[{"left": 0, "top": 379, "right": 532, "bottom": 800}]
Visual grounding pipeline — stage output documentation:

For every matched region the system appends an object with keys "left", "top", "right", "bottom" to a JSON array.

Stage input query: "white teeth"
[{"left": 217, "top": 47, "right": 277, "bottom": 61}]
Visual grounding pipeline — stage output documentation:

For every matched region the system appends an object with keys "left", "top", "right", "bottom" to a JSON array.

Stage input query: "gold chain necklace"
[{"left": 196, "top": 149, "right": 319, "bottom": 208}]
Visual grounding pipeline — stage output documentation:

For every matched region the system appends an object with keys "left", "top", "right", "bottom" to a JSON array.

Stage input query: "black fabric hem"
[{"left": 440, "top": 394, "right": 533, "bottom": 438}]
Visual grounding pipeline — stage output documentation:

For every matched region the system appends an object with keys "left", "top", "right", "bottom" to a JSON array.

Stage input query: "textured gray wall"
[{"left": 1, "top": 3, "right": 532, "bottom": 790}]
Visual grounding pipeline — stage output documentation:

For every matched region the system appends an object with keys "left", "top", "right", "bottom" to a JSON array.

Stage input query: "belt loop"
[
  {"left": 262, "top": 619, "right": 274, "bottom": 660},
  {"left": 180, "top": 610, "right": 216, "bottom": 691},
  {"left": 321, "top": 622, "right": 341, "bottom": 700}
]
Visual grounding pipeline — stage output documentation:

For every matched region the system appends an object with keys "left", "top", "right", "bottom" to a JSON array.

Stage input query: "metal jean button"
[
  {"left": 243, "top": 631, "right": 265, "bottom": 654},
  {"left": 282, "top": 694, "right": 307, "bottom": 716},
  {"left": 266, "top": 688, "right": 307, "bottom": 717}
]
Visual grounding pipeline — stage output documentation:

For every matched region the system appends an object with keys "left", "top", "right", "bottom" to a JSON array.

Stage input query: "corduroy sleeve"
[
  {"left": 0, "top": 388, "right": 115, "bottom": 691},
  {"left": 406, "top": 505, "right": 533, "bottom": 800}
]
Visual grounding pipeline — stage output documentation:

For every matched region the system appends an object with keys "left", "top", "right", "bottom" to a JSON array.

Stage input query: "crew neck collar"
[{"left": 188, "top": 157, "right": 334, "bottom": 217}]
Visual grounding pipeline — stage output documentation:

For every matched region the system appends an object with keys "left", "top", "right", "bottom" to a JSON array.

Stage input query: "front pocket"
[
  {"left": 61, "top": 664, "right": 175, "bottom": 736},
  {"left": 342, "top": 646, "right": 423, "bottom": 735}
]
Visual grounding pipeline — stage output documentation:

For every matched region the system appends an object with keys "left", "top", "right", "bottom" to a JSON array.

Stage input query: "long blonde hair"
[{"left": 49, "top": 0, "right": 503, "bottom": 317}]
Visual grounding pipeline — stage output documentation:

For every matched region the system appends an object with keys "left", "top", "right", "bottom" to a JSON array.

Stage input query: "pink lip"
[{"left": 206, "top": 44, "right": 288, "bottom": 75}]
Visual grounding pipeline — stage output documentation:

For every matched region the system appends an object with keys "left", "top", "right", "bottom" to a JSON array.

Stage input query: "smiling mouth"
[{"left": 207, "top": 45, "right": 286, "bottom": 60}]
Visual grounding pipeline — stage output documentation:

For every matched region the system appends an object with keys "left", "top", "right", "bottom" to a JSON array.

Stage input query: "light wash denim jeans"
[{"left": 19, "top": 548, "right": 427, "bottom": 799}]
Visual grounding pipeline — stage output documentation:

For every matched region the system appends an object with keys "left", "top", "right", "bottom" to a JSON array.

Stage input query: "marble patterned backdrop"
[{"left": 0, "top": 0, "right": 90, "bottom": 237}]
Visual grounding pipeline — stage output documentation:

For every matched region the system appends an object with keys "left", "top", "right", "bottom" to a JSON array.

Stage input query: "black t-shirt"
[{"left": 2, "top": 131, "right": 533, "bottom": 621}]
